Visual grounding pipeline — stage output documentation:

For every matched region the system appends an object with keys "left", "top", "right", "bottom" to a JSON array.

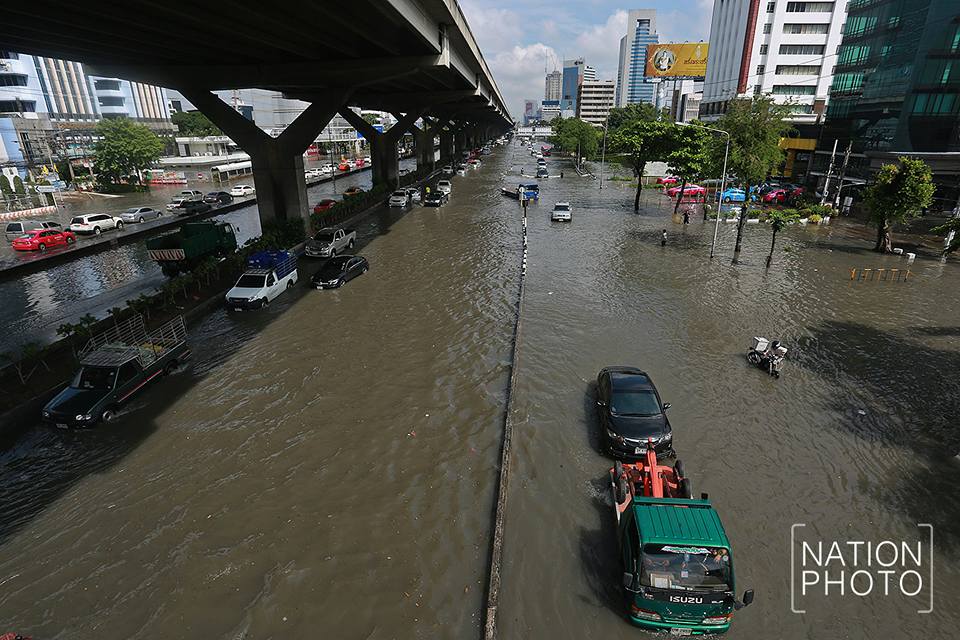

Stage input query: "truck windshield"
[
  {"left": 236, "top": 274, "right": 266, "bottom": 288},
  {"left": 313, "top": 232, "right": 335, "bottom": 242},
  {"left": 640, "top": 545, "right": 732, "bottom": 592},
  {"left": 72, "top": 366, "right": 117, "bottom": 390},
  {"left": 610, "top": 390, "right": 661, "bottom": 416}
]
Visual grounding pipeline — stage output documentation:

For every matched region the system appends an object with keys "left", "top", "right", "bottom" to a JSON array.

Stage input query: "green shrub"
[{"left": 808, "top": 213, "right": 822, "bottom": 224}]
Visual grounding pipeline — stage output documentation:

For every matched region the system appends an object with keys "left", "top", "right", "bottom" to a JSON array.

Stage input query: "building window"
[
  {"left": 98, "top": 96, "right": 125, "bottom": 107},
  {"left": 776, "top": 65, "right": 821, "bottom": 75},
  {"left": 786, "top": 2, "right": 834, "bottom": 12},
  {"left": 911, "top": 93, "right": 958, "bottom": 114},
  {"left": 767, "top": 2, "right": 776, "bottom": 12},
  {"left": 0, "top": 51, "right": 19, "bottom": 60},
  {"left": 763, "top": 23, "right": 772, "bottom": 34},
  {"left": 785, "top": 104, "right": 815, "bottom": 113},
  {"left": 779, "top": 44, "right": 826, "bottom": 55},
  {"left": 755, "top": 84, "right": 763, "bottom": 95},
  {"left": 757, "top": 65, "right": 766, "bottom": 75},
  {"left": 94, "top": 79, "right": 122, "bottom": 91},
  {"left": 831, "top": 72, "right": 865, "bottom": 93},
  {"left": 772, "top": 85, "right": 817, "bottom": 95},
  {"left": 0, "top": 100, "right": 35, "bottom": 113},
  {"left": 0, "top": 74, "right": 28, "bottom": 87},
  {"left": 837, "top": 44, "right": 871, "bottom": 65},
  {"left": 783, "top": 23, "right": 829, "bottom": 34},
  {"left": 760, "top": 45, "right": 769, "bottom": 55}
]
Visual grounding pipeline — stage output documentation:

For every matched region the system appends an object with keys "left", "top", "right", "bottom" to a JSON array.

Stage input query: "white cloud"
[
  {"left": 461, "top": 2, "right": 524, "bottom": 55},
  {"left": 486, "top": 43, "right": 560, "bottom": 118},
  {"left": 573, "top": 10, "right": 628, "bottom": 82}
]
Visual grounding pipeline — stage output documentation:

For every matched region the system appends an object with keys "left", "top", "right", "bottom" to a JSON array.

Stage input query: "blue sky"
[{"left": 461, "top": 1, "right": 714, "bottom": 118}]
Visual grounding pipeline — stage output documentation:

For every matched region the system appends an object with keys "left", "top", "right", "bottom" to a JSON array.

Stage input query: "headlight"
[
  {"left": 43, "top": 411, "right": 50, "bottom": 417},
  {"left": 606, "top": 429, "right": 625, "bottom": 443},
  {"left": 702, "top": 615, "right": 731, "bottom": 625},
  {"left": 81, "top": 414, "right": 92, "bottom": 421},
  {"left": 76, "top": 414, "right": 85, "bottom": 421},
  {"left": 661, "top": 432, "right": 672, "bottom": 442},
  {"left": 248, "top": 296, "right": 259, "bottom": 302}
]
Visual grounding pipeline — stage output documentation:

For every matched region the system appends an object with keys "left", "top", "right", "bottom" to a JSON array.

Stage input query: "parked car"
[
  {"left": 441, "top": 165, "right": 454, "bottom": 176},
  {"left": 388, "top": 190, "right": 411, "bottom": 207},
  {"left": 596, "top": 366, "right": 675, "bottom": 459},
  {"left": 172, "top": 200, "right": 212, "bottom": 216},
  {"left": 763, "top": 189, "right": 788, "bottom": 205},
  {"left": 225, "top": 251, "right": 298, "bottom": 310},
  {"left": 5, "top": 220, "right": 46, "bottom": 241},
  {"left": 119, "top": 207, "right": 162, "bottom": 223},
  {"left": 68, "top": 213, "right": 123, "bottom": 235},
  {"left": 550, "top": 202, "right": 572, "bottom": 222},
  {"left": 313, "top": 199, "right": 338, "bottom": 214},
  {"left": 666, "top": 184, "right": 706, "bottom": 198},
  {"left": 405, "top": 188, "right": 421, "bottom": 203},
  {"left": 42, "top": 315, "right": 189, "bottom": 427},
  {"left": 305, "top": 168, "right": 324, "bottom": 179},
  {"left": 305, "top": 226, "right": 356, "bottom": 258},
  {"left": 229, "top": 184, "right": 255, "bottom": 197},
  {"left": 436, "top": 180, "right": 452, "bottom": 195},
  {"left": 656, "top": 175, "right": 679, "bottom": 185},
  {"left": 311, "top": 255, "right": 369, "bottom": 289},
  {"left": 203, "top": 191, "right": 234, "bottom": 205},
  {"left": 423, "top": 191, "right": 446, "bottom": 207},
  {"left": 12, "top": 228, "right": 76, "bottom": 251},
  {"left": 343, "top": 186, "right": 364, "bottom": 197},
  {"left": 717, "top": 188, "right": 756, "bottom": 203},
  {"left": 177, "top": 190, "right": 204, "bottom": 202},
  {"left": 536, "top": 167, "right": 549, "bottom": 178}
]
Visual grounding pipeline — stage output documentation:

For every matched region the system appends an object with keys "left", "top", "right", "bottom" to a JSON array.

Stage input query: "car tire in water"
[
  {"left": 101, "top": 408, "right": 116, "bottom": 424},
  {"left": 723, "top": 197, "right": 731, "bottom": 203},
  {"left": 674, "top": 459, "right": 685, "bottom": 479},
  {"left": 94, "top": 226, "right": 102, "bottom": 235},
  {"left": 261, "top": 297, "right": 269, "bottom": 308},
  {"left": 116, "top": 221, "right": 123, "bottom": 230},
  {"left": 747, "top": 351, "right": 762, "bottom": 365},
  {"left": 349, "top": 239, "right": 355, "bottom": 249},
  {"left": 616, "top": 476, "right": 630, "bottom": 503},
  {"left": 38, "top": 243, "right": 46, "bottom": 251},
  {"left": 614, "top": 460, "right": 624, "bottom": 481},
  {"left": 66, "top": 236, "right": 74, "bottom": 244},
  {"left": 138, "top": 217, "right": 144, "bottom": 223},
  {"left": 679, "top": 478, "right": 693, "bottom": 499},
  {"left": 287, "top": 279, "right": 295, "bottom": 289}
]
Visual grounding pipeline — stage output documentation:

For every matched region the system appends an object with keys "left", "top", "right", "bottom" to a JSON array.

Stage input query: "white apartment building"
[
  {"left": 700, "top": 0, "right": 846, "bottom": 122},
  {"left": 545, "top": 70, "right": 561, "bottom": 101},
  {"left": 577, "top": 80, "right": 616, "bottom": 127}
]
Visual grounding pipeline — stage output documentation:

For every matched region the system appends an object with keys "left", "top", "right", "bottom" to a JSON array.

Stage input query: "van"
[{"left": 5, "top": 220, "right": 45, "bottom": 241}]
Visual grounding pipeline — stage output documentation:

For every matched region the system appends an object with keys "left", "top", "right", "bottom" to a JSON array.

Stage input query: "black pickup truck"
[{"left": 42, "top": 315, "right": 190, "bottom": 427}]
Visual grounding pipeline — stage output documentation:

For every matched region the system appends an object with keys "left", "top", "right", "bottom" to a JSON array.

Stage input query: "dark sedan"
[
  {"left": 423, "top": 191, "right": 446, "bottom": 207},
  {"left": 311, "top": 255, "right": 369, "bottom": 289},
  {"left": 203, "top": 191, "right": 234, "bottom": 204},
  {"left": 174, "top": 200, "right": 212, "bottom": 216},
  {"left": 596, "top": 366, "right": 674, "bottom": 459}
]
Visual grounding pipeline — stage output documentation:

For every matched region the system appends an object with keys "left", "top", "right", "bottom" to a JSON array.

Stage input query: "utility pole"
[
  {"left": 820, "top": 139, "right": 838, "bottom": 205},
  {"left": 598, "top": 116, "right": 608, "bottom": 190},
  {"left": 833, "top": 141, "right": 852, "bottom": 209}
]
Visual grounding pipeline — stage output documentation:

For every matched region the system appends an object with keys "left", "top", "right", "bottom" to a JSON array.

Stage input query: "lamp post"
[
  {"left": 598, "top": 116, "right": 609, "bottom": 190},
  {"left": 677, "top": 121, "right": 730, "bottom": 260}
]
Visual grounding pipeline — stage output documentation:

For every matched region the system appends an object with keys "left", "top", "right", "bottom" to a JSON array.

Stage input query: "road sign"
[{"left": 35, "top": 185, "right": 57, "bottom": 193}]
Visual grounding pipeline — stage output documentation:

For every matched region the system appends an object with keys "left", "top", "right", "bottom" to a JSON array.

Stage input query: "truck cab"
[{"left": 225, "top": 251, "right": 298, "bottom": 309}]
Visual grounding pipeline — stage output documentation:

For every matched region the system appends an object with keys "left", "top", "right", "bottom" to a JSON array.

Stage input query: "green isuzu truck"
[
  {"left": 146, "top": 221, "right": 237, "bottom": 276},
  {"left": 612, "top": 456, "right": 754, "bottom": 635}
]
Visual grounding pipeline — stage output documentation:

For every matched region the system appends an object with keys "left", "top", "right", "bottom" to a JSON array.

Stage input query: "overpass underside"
[{"left": 1, "top": 0, "right": 513, "bottom": 223}]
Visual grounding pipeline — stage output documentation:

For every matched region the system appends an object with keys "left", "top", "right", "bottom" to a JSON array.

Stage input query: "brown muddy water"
[{"left": 2, "top": 142, "right": 960, "bottom": 640}]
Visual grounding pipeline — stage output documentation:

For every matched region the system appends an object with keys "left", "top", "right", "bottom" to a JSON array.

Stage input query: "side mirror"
[
  {"left": 662, "top": 402, "right": 671, "bottom": 411},
  {"left": 622, "top": 572, "right": 640, "bottom": 593},
  {"left": 738, "top": 589, "right": 755, "bottom": 609}
]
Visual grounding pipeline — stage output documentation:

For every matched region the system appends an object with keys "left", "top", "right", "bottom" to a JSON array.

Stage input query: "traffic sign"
[{"left": 35, "top": 185, "right": 57, "bottom": 193}]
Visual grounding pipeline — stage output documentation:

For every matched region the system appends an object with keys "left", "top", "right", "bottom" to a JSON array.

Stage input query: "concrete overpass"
[{"left": 1, "top": 0, "right": 512, "bottom": 222}]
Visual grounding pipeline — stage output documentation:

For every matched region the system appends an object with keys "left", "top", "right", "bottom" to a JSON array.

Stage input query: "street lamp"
[
  {"left": 676, "top": 121, "right": 730, "bottom": 260},
  {"left": 598, "top": 116, "right": 609, "bottom": 190}
]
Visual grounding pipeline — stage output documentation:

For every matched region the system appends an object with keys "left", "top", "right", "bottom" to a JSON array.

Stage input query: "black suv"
[
  {"left": 174, "top": 200, "right": 212, "bottom": 216},
  {"left": 596, "top": 366, "right": 674, "bottom": 459}
]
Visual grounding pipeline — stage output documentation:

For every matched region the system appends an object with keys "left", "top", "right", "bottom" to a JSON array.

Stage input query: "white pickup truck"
[
  {"left": 225, "top": 251, "right": 298, "bottom": 310},
  {"left": 305, "top": 226, "right": 356, "bottom": 258}
]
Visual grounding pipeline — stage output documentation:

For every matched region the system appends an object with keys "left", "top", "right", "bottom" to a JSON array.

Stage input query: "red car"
[
  {"left": 657, "top": 176, "right": 679, "bottom": 186},
  {"left": 11, "top": 228, "right": 76, "bottom": 251},
  {"left": 666, "top": 184, "right": 706, "bottom": 198},
  {"left": 763, "top": 189, "right": 788, "bottom": 204},
  {"left": 313, "top": 199, "right": 337, "bottom": 214}
]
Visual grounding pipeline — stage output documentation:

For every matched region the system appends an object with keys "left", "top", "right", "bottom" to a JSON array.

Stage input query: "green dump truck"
[{"left": 145, "top": 221, "right": 237, "bottom": 276}]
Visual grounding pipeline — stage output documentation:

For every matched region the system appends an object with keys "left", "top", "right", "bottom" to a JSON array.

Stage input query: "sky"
[{"left": 461, "top": 1, "right": 714, "bottom": 119}]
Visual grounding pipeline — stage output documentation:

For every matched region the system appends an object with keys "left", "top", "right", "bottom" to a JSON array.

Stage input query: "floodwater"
[
  {"left": 2, "top": 142, "right": 960, "bottom": 640},
  {"left": 0, "top": 163, "right": 405, "bottom": 354}
]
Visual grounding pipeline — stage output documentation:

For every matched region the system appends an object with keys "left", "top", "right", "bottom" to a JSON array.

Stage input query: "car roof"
[
  {"left": 632, "top": 499, "right": 730, "bottom": 549},
  {"left": 607, "top": 369, "right": 654, "bottom": 391}
]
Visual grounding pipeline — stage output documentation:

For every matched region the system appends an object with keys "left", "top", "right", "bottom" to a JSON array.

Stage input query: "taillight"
[
  {"left": 630, "top": 604, "right": 662, "bottom": 621},
  {"left": 702, "top": 614, "right": 732, "bottom": 625}
]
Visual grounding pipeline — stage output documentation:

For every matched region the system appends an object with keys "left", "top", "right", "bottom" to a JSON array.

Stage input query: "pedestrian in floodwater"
[
  {"left": 661, "top": 229, "right": 667, "bottom": 247},
  {"left": 683, "top": 210, "right": 690, "bottom": 224},
  {"left": 561, "top": 171, "right": 564, "bottom": 178}
]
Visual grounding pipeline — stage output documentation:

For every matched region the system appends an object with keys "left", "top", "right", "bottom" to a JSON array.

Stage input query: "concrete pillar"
[
  {"left": 439, "top": 128, "right": 455, "bottom": 163},
  {"left": 340, "top": 108, "right": 422, "bottom": 190},
  {"left": 180, "top": 88, "right": 350, "bottom": 224},
  {"left": 454, "top": 127, "right": 467, "bottom": 158},
  {"left": 412, "top": 119, "right": 436, "bottom": 174}
]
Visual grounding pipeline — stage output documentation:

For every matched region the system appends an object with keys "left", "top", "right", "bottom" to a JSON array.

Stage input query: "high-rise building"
[
  {"left": 545, "top": 70, "right": 562, "bottom": 101},
  {"left": 816, "top": 0, "right": 960, "bottom": 202},
  {"left": 615, "top": 10, "right": 660, "bottom": 106},
  {"left": 523, "top": 99, "right": 539, "bottom": 125},
  {"left": 699, "top": 0, "right": 846, "bottom": 123},
  {"left": 583, "top": 65, "right": 597, "bottom": 82},
  {"left": 577, "top": 80, "right": 616, "bottom": 127},
  {"left": 561, "top": 59, "right": 586, "bottom": 112}
]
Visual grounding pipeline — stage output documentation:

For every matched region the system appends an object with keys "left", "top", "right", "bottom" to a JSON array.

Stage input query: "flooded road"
[
  {"left": 0, "top": 151, "right": 518, "bottom": 638},
  {"left": 2, "top": 140, "right": 960, "bottom": 639},
  {"left": 0, "top": 164, "right": 405, "bottom": 354}
]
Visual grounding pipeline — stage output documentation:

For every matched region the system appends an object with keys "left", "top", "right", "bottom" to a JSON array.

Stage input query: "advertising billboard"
[{"left": 645, "top": 42, "right": 709, "bottom": 78}]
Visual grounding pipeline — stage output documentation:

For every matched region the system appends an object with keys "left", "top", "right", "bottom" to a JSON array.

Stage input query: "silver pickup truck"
[{"left": 305, "top": 226, "right": 356, "bottom": 258}]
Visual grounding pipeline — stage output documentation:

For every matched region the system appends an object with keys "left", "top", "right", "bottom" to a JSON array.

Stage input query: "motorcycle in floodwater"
[{"left": 747, "top": 337, "right": 787, "bottom": 378}]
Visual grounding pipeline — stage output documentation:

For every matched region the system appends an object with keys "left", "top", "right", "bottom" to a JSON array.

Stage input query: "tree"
[
  {"left": 550, "top": 117, "right": 599, "bottom": 160},
  {"left": 13, "top": 175, "right": 26, "bottom": 195},
  {"left": 171, "top": 111, "right": 221, "bottom": 137},
  {"left": 93, "top": 118, "right": 164, "bottom": 184},
  {"left": 0, "top": 174, "right": 11, "bottom": 198},
  {"left": 610, "top": 118, "right": 673, "bottom": 211},
  {"left": 765, "top": 209, "right": 800, "bottom": 268},
  {"left": 606, "top": 103, "right": 663, "bottom": 133},
  {"left": 864, "top": 157, "right": 935, "bottom": 253},
  {"left": 666, "top": 124, "right": 710, "bottom": 215},
  {"left": 713, "top": 97, "right": 793, "bottom": 263}
]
